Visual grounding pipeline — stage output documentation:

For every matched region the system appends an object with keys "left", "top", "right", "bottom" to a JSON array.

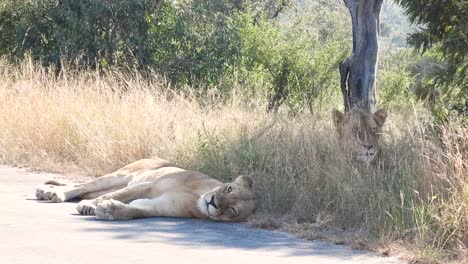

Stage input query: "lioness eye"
[
  {"left": 227, "top": 186, "right": 233, "bottom": 193},
  {"left": 352, "top": 128, "right": 361, "bottom": 139}
]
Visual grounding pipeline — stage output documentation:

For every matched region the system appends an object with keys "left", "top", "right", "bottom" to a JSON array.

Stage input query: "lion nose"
[
  {"left": 364, "top": 144, "right": 373, "bottom": 150},
  {"left": 208, "top": 195, "right": 218, "bottom": 209}
]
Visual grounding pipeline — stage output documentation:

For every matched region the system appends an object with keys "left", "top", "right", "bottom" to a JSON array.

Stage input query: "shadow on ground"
[{"left": 79, "top": 216, "right": 366, "bottom": 259}]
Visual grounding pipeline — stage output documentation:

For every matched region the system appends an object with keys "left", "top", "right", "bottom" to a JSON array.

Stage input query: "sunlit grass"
[{"left": 0, "top": 58, "right": 465, "bottom": 263}]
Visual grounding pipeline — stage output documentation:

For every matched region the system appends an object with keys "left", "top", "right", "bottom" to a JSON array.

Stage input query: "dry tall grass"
[{"left": 0, "top": 59, "right": 466, "bottom": 263}]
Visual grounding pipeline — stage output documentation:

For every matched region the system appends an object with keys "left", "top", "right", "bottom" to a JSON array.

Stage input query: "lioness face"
[
  {"left": 198, "top": 176, "right": 256, "bottom": 222},
  {"left": 332, "top": 108, "right": 387, "bottom": 164}
]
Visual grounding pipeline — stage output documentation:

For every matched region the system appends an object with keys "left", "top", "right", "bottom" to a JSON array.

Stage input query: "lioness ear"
[
  {"left": 234, "top": 175, "right": 254, "bottom": 189},
  {"left": 332, "top": 109, "right": 345, "bottom": 128},
  {"left": 374, "top": 109, "right": 387, "bottom": 127}
]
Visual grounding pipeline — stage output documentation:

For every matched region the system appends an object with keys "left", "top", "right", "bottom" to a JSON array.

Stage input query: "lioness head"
[
  {"left": 198, "top": 175, "right": 256, "bottom": 222},
  {"left": 332, "top": 108, "right": 387, "bottom": 164}
]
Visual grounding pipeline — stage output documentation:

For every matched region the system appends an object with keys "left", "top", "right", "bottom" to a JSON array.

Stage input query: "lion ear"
[
  {"left": 234, "top": 175, "right": 254, "bottom": 189},
  {"left": 374, "top": 109, "right": 387, "bottom": 127},
  {"left": 332, "top": 109, "right": 345, "bottom": 128}
]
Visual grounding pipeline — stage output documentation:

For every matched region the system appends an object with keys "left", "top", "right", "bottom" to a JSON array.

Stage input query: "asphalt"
[{"left": 0, "top": 166, "right": 405, "bottom": 264}]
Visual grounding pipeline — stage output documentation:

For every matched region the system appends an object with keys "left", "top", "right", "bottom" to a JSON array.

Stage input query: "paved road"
[{"left": 0, "top": 166, "right": 404, "bottom": 264}]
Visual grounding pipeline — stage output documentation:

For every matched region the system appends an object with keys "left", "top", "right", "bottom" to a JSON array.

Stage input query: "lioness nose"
[{"left": 208, "top": 195, "right": 218, "bottom": 209}]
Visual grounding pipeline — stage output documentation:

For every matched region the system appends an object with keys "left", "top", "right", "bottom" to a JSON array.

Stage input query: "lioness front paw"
[
  {"left": 76, "top": 199, "right": 97, "bottom": 215},
  {"left": 95, "top": 199, "right": 127, "bottom": 221}
]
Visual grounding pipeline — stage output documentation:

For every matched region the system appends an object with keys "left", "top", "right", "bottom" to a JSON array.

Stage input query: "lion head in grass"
[{"left": 332, "top": 108, "right": 387, "bottom": 164}]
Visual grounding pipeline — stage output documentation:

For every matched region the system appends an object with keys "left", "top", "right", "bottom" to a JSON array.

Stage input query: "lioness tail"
[{"left": 44, "top": 180, "right": 67, "bottom": 186}]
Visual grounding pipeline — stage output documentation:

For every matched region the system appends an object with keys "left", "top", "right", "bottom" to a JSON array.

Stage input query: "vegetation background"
[{"left": 0, "top": 0, "right": 466, "bottom": 263}]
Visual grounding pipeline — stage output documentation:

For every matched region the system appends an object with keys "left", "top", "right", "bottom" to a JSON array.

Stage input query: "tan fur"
[
  {"left": 36, "top": 158, "right": 257, "bottom": 221},
  {"left": 332, "top": 108, "right": 387, "bottom": 164}
]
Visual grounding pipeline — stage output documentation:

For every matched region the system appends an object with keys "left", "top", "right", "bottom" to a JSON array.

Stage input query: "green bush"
[
  {"left": 147, "top": 0, "right": 244, "bottom": 86},
  {"left": 236, "top": 2, "right": 350, "bottom": 113},
  {"left": 0, "top": 0, "right": 160, "bottom": 68},
  {"left": 377, "top": 50, "right": 414, "bottom": 109}
]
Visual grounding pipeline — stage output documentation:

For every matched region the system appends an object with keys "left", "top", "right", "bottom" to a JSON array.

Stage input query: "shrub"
[{"left": 0, "top": 0, "right": 160, "bottom": 68}]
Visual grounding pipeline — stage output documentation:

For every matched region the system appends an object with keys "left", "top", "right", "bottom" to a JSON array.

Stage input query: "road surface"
[{"left": 0, "top": 166, "right": 404, "bottom": 264}]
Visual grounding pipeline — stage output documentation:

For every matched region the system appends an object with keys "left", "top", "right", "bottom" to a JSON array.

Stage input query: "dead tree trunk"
[{"left": 339, "top": 0, "right": 383, "bottom": 112}]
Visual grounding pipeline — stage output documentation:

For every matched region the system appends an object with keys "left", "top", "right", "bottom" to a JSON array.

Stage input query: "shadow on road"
[{"left": 79, "top": 216, "right": 364, "bottom": 258}]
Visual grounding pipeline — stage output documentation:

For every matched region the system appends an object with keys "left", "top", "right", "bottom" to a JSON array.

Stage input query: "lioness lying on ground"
[{"left": 36, "top": 158, "right": 257, "bottom": 222}]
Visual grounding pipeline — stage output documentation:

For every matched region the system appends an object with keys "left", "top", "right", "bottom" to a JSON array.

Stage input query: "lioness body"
[{"left": 36, "top": 158, "right": 256, "bottom": 221}]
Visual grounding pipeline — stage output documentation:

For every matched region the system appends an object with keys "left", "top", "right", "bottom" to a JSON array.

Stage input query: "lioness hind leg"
[
  {"left": 93, "top": 182, "right": 154, "bottom": 204},
  {"left": 76, "top": 182, "right": 153, "bottom": 216},
  {"left": 36, "top": 184, "right": 75, "bottom": 203},
  {"left": 36, "top": 185, "right": 51, "bottom": 200},
  {"left": 80, "top": 187, "right": 124, "bottom": 200},
  {"left": 36, "top": 173, "right": 132, "bottom": 203}
]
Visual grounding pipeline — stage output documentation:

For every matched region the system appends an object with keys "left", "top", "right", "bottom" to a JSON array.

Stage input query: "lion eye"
[
  {"left": 352, "top": 128, "right": 360, "bottom": 139},
  {"left": 372, "top": 127, "right": 377, "bottom": 133},
  {"left": 226, "top": 186, "right": 233, "bottom": 193}
]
